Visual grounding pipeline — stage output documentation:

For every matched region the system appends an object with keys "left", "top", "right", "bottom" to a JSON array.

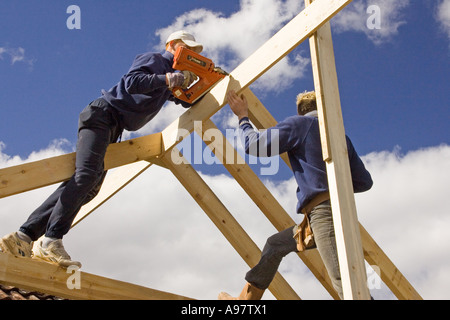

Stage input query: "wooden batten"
[
  {"left": 0, "top": 132, "right": 162, "bottom": 198},
  {"left": 0, "top": 252, "right": 192, "bottom": 300}
]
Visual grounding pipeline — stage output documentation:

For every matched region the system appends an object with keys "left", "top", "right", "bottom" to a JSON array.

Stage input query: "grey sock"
[
  {"left": 42, "top": 236, "right": 58, "bottom": 248},
  {"left": 17, "top": 231, "right": 32, "bottom": 244}
]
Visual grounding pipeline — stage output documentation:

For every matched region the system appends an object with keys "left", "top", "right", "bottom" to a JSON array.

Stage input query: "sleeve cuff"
[
  {"left": 239, "top": 117, "right": 251, "bottom": 126},
  {"left": 156, "top": 74, "right": 168, "bottom": 87}
]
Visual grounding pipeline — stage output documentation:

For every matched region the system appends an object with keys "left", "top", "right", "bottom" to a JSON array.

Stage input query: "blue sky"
[
  {"left": 1, "top": 0, "right": 450, "bottom": 300},
  {"left": 1, "top": 0, "right": 448, "bottom": 160}
]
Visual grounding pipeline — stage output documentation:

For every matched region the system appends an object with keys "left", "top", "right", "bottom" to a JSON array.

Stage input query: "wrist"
[{"left": 238, "top": 113, "right": 249, "bottom": 120}]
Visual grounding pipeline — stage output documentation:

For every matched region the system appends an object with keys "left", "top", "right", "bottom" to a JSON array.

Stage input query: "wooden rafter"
[
  {"left": 0, "top": 133, "right": 162, "bottom": 198},
  {"left": 304, "top": 0, "right": 369, "bottom": 299}
]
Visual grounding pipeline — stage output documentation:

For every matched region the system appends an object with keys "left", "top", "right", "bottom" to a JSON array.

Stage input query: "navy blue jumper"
[
  {"left": 237, "top": 114, "right": 373, "bottom": 213},
  {"left": 20, "top": 51, "right": 188, "bottom": 240}
]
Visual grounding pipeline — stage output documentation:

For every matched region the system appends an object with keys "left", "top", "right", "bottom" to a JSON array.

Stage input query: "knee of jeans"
[
  {"left": 265, "top": 233, "right": 293, "bottom": 259},
  {"left": 74, "top": 168, "right": 103, "bottom": 189},
  {"left": 262, "top": 242, "right": 280, "bottom": 262}
]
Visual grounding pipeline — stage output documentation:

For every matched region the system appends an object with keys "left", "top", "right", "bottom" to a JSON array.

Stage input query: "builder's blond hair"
[{"left": 296, "top": 91, "right": 317, "bottom": 116}]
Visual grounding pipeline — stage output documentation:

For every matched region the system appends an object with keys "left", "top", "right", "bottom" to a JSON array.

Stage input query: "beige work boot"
[
  {"left": 0, "top": 232, "right": 33, "bottom": 258},
  {"left": 218, "top": 282, "right": 265, "bottom": 300},
  {"left": 33, "top": 239, "right": 82, "bottom": 268}
]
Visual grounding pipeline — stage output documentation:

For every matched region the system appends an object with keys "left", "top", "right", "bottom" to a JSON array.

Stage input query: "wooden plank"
[
  {"left": 231, "top": 0, "right": 354, "bottom": 93},
  {"left": 160, "top": 0, "right": 354, "bottom": 154},
  {"left": 0, "top": 132, "right": 162, "bottom": 199},
  {"left": 306, "top": 0, "right": 369, "bottom": 299},
  {"left": 197, "top": 119, "right": 340, "bottom": 299},
  {"left": 160, "top": 149, "right": 301, "bottom": 300},
  {"left": 0, "top": 252, "right": 192, "bottom": 300}
]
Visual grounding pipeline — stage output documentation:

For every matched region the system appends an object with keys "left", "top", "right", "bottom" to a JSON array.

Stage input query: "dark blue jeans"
[{"left": 20, "top": 99, "right": 122, "bottom": 240}]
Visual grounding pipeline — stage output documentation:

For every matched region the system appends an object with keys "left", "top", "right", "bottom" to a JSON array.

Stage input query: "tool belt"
[{"left": 293, "top": 192, "right": 330, "bottom": 252}]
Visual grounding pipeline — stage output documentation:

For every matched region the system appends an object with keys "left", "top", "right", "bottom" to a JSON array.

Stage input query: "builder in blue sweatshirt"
[
  {"left": 0, "top": 31, "right": 203, "bottom": 268},
  {"left": 219, "top": 90, "right": 373, "bottom": 300}
]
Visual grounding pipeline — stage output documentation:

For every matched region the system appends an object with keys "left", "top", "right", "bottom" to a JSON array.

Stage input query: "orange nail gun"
[{"left": 171, "top": 46, "right": 228, "bottom": 104}]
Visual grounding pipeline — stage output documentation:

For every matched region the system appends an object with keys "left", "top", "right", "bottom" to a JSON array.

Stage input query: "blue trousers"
[
  {"left": 20, "top": 98, "right": 122, "bottom": 240},
  {"left": 245, "top": 201, "right": 343, "bottom": 299}
]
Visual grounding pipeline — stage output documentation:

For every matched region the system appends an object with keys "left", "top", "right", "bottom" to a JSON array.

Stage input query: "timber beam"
[
  {"left": 0, "top": 252, "right": 192, "bottom": 300},
  {"left": 0, "top": 132, "right": 162, "bottom": 198}
]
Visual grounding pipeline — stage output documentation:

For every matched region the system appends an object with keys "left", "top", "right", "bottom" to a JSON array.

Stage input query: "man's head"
[
  {"left": 165, "top": 30, "right": 203, "bottom": 54},
  {"left": 296, "top": 91, "right": 317, "bottom": 116}
]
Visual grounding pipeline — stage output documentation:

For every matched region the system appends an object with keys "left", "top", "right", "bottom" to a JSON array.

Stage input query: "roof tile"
[{"left": 0, "top": 284, "right": 67, "bottom": 300}]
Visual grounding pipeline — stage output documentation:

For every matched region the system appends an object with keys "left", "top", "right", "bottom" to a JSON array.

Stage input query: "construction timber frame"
[{"left": 0, "top": 0, "right": 421, "bottom": 300}]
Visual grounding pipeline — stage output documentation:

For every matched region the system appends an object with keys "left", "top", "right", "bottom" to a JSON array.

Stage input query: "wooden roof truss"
[{"left": 0, "top": 0, "right": 421, "bottom": 300}]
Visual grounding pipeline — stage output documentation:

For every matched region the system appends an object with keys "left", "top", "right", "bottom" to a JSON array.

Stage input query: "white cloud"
[
  {"left": 1, "top": 139, "right": 449, "bottom": 300},
  {"left": 154, "top": 0, "right": 309, "bottom": 94},
  {"left": 436, "top": 0, "right": 450, "bottom": 39},
  {"left": 0, "top": 139, "right": 72, "bottom": 169},
  {"left": 333, "top": 0, "right": 410, "bottom": 45},
  {"left": 0, "top": 46, "right": 34, "bottom": 68},
  {"left": 357, "top": 144, "right": 450, "bottom": 299},
  {"left": 151, "top": 0, "right": 413, "bottom": 97}
]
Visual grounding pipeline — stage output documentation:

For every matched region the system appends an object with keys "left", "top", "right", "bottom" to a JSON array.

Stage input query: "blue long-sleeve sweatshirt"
[
  {"left": 101, "top": 50, "right": 190, "bottom": 131},
  {"left": 238, "top": 114, "right": 373, "bottom": 213}
]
